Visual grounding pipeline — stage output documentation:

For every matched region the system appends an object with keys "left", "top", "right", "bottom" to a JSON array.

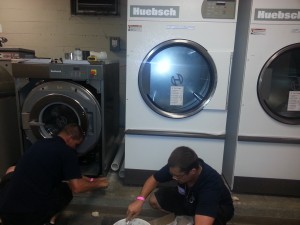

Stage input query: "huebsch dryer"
[
  {"left": 125, "top": 0, "right": 239, "bottom": 184},
  {"left": 224, "top": 0, "right": 300, "bottom": 196}
]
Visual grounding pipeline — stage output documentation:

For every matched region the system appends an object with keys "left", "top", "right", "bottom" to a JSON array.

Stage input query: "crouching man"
[{"left": 0, "top": 123, "right": 108, "bottom": 225}]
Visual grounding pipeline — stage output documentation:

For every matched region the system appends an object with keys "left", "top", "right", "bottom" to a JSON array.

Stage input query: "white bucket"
[{"left": 113, "top": 218, "right": 150, "bottom": 225}]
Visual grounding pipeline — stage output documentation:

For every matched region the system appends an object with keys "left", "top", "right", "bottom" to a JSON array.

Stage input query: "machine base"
[
  {"left": 124, "top": 169, "right": 177, "bottom": 188},
  {"left": 124, "top": 169, "right": 154, "bottom": 186},
  {"left": 233, "top": 176, "right": 300, "bottom": 197}
]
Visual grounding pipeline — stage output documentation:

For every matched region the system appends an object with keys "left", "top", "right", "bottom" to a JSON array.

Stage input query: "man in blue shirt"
[
  {"left": 0, "top": 123, "right": 108, "bottom": 225},
  {"left": 126, "top": 146, "right": 234, "bottom": 225}
]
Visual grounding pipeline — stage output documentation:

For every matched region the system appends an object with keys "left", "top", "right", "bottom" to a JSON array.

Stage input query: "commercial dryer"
[
  {"left": 12, "top": 61, "right": 120, "bottom": 176},
  {"left": 223, "top": 0, "right": 300, "bottom": 196},
  {"left": 125, "top": 0, "right": 239, "bottom": 184}
]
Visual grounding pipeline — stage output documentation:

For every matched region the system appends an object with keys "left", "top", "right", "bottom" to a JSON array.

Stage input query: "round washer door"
[
  {"left": 138, "top": 39, "right": 217, "bottom": 118},
  {"left": 21, "top": 81, "right": 101, "bottom": 155},
  {"left": 257, "top": 43, "right": 300, "bottom": 125}
]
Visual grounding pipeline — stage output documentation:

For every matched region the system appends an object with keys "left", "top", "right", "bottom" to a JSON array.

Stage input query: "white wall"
[{"left": 0, "top": 0, "right": 127, "bottom": 126}]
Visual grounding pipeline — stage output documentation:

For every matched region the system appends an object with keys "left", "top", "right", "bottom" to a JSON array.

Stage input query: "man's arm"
[
  {"left": 137, "top": 175, "right": 159, "bottom": 199},
  {"left": 67, "top": 176, "right": 108, "bottom": 193},
  {"left": 126, "top": 175, "right": 159, "bottom": 220},
  {"left": 5, "top": 165, "right": 16, "bottom": 174},
  {"left": 194, "top": 214, "right": 215, "bottom": 225}
]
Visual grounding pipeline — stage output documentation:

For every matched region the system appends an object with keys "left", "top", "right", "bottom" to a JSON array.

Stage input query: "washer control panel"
[
  {"left": 201, "top": 0, "right": 237, "bottom": 19},
  {"left": 49, "top": 64, "right": 103, "bottom": 81}
]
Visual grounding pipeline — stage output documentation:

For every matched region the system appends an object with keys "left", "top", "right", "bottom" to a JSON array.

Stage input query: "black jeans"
[
  {"left": 154, "top": 186, "right": 234, "bottom": 225},
  {"left": 212, "top": 204, "right": 234, "bottom": 225},
  {"left": 0, "top": 174, "right": 72, "bottom": 225}
]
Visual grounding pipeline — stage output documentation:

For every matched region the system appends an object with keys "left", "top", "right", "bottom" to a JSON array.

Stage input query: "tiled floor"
[{"left": 55, "top": 171, "right": 300, "bottom": 225}]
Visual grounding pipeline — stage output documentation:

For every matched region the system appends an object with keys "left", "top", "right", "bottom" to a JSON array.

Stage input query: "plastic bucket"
[{"left": 113, "top": 218, "right": 150, "bottom": 225}]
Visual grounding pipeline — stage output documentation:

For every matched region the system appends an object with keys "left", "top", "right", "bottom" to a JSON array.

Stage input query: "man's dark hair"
[
  {"left": 168, "top": 146, "right": 200, "bottom": 173},
  {"left": 60, "top": 123, "right": 84, "bottom": 141}
]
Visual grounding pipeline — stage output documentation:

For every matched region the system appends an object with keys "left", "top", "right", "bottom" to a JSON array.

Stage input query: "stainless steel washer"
[
  {"left": 21, "top": 80, "right": 101, "bottom": 155},
  {"left": 12, "top": 61, "right": 120, "bottom": 175}
]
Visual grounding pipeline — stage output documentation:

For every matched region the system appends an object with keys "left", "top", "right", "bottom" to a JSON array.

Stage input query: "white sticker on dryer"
[
  {"left": 170, "top": 86, "right": 184, "bottom": 106},
  {"left": 128, "top": 25, "right": 142, "bottom": 32},
  {"left": 287, "top": 91, "right": 300, "bottom": 111}
]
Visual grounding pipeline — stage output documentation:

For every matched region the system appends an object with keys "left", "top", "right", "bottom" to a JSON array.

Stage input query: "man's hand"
[
  {"left": 94, "top": 177, "right": 109, "bottom": 189},
  {"left": 68, "top": 176, "right": 109, "bottom": 193},
  {"left": 126, "top": 199, "right": 144, "bottom": 221}
]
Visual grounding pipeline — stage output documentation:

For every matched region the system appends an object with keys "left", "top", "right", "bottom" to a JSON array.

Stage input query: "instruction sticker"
[
  {"left": 170, "top": 86, "right": 184, "bottom": 106},
  {"left": 251, "top": 28, "right": 266, "bottom": 35},
  {"left": 287, "top": 91, "right": 300, "bottom": 111},
  {"left": 128, "top": 25, "right": 142, "bottom": 32}
]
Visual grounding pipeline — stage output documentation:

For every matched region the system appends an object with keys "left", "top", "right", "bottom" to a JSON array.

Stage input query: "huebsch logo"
[
  {"left": 255, "top": 9, "right": 300, "bottom": 21},
  {"left": 130, "top": 5, "right": 179, "bottom": 18}
]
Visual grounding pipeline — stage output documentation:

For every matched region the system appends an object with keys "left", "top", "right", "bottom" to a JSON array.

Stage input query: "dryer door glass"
[
  {"left": 257, "top": 43, "right": 300, "bottom": 125},
  {"left": 138, "top": 39, "right": 217, "bottom": 118}
]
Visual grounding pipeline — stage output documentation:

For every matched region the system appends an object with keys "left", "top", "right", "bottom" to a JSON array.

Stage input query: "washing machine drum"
[{"left": 21, "top": 80, "right": 101, "bottom": 155}]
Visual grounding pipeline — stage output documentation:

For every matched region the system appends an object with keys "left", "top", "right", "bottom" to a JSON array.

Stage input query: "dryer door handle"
[
  {"left": 28, "top": 120, "right": 45, "bottom": 127},
  {"left": 22, "top": 112, "right": 45, "bottom": 129}
]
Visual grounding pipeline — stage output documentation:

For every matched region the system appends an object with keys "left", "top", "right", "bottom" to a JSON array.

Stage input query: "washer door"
[
  {"left": 257, "top": 43, "right": 300, "bottom": 125},
  {"left": 21, "top": 81, "right": 101, "bottom": 155},
  {"left": 138, "top": 39, "right": 217, "bottom": 118}
]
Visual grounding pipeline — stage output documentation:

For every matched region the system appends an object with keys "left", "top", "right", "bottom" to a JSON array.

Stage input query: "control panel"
[
  {"left": 49, "top": 64, "right": 105, "bottom": 93},
  {"left": 201, "top": 0, "right": 237, "bottom": 19},
  {"left": 49, "top": 64, "right": 103, "bottom": 81}
]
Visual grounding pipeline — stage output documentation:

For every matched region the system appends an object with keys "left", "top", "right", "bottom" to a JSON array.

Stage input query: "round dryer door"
[
  {"left": 257, "top": 43, "right": 300, "bottom": 125},
  {"left": 138, "top": 39, "right": 217, "bottom": 118},
  {"left": 21, "top": 81, "right": 101, "bottom": 155}
]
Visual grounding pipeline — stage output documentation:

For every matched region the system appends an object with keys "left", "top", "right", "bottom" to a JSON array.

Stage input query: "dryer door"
[
  {"left": 21, "top": 81, "right": 101, "bottom": 155},
  {"left": 138, "top": 39, "right": 217, "bottom": 118},
  {"left": 257, "top": 43, "right": 300, "bottom": 125}
]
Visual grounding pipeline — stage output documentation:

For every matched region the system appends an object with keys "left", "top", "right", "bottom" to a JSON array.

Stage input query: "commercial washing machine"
[
  {"left": 12, "top": 60, "right": 120, "bottom": 176},
  {"left": 125, "top": 0, "right": 239, "bottom": 184},
  {"left": 223, "top": 0, "right": 300, "bottom": 196}
]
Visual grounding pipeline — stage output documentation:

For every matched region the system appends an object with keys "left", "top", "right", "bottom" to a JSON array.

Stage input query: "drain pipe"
[
  {"left": 118, "top": 159, "right": 125, "bottom": 178},
  {"left": 111, "top": 139, "right": 124, "bottom": 171}
]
